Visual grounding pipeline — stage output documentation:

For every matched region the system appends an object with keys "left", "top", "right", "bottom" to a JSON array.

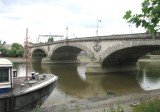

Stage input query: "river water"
[{"left": 13, "top": 61, "right": 160, "bottom": 107}]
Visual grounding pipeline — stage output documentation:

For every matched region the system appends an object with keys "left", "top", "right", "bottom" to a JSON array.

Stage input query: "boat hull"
[
  {"left": 0, "top": 75, "right": 58, "bottom": 112},
  {"left": 15, "top": 79, "right": 57, "bottom": 112}
]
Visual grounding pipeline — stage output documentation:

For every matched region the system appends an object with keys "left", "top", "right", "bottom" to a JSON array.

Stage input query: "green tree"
[
  {"left": 7, "top": 43, "right": 24, "bottom": 57},
  {"left": 11, "top": 43, "right": 23, "bottom": 50},
  {"left": 0, "top": 45, "right": 8, "bottom": 57},
  {"left": 123, "top": 0, "right": 160, "bottom": 35},
  {"left": 17, "top": 49, "right": 25, "bottom": 57},
  {"left": 48, "top": 37, "right": 54, "bottom": 43},
  {"left": 7, "top": 48, "right": 17, "bottom": 57}
]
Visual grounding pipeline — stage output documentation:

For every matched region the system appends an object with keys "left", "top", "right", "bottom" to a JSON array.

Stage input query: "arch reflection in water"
[
  {"left": 137, "top": 62, "right": 160, "bottom": 90},
  {"left": 77, "top": 63, "right": 86, "bottom": 81},
  {"left": 13, "top": 62, "right": 160, "bottom": 106},
  {"left": 14, "top": 62, "right": 144, "bottom": 105}
]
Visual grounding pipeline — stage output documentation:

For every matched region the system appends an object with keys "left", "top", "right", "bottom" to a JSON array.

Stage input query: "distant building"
[{"left": 37, "top": 35, "right": 64, "bottom": 43}]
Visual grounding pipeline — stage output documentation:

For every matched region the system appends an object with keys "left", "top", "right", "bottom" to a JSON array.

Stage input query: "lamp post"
[
  {"left": 129, "top": 24, "right": 132, "bottom": 34},
  {"left": 93, "top": 19, "right": 102, "bottom": 52},
  {"left": 65, "top": 26, "right": 68, "bottom": 45},
  {"left": 96, "top": 19, "right": 101, "bottom": 36},
  {"left": 66, "top": 26, "right": 68, "bottom": 40}
]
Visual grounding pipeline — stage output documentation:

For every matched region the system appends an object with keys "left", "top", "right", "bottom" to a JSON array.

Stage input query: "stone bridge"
[{"left": 29, "top": 33, "right": 160, "bottom": 73}]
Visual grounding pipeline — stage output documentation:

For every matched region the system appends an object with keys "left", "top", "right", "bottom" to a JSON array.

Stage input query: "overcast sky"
[{"left": 0, "top": 0, "right": 145, "bottom": 44}]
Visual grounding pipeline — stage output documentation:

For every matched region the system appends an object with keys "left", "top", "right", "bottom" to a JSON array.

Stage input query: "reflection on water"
[
  {"left": 13, "top": 61, "right": 160, "bottom": 106},
  {"left": 137, "top": 62, "right": 160, "bottom": 90}
]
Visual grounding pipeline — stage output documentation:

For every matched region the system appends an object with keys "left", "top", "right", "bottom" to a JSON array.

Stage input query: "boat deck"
[{"left": 0, "top": 74, "right": 57, "bottom": 98}]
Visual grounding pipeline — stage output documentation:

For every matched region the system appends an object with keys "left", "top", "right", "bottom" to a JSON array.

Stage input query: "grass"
[
  {"left": 133, "top": 99, "right": 160, "bottom": 112},
  {"left": 38, "top": 99, "right": 160, "bottom": 112},
  {"left": 107, "top": 102, "right": 124, "bottom": 112}
]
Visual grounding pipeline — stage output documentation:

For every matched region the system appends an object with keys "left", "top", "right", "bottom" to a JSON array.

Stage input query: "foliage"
[
  {"left": 11, "top": 43, "right": 23, "bottom": 50},
  {"left": 8, "top": 43, "right": 25, "bottom": 57},
  {"left": 0, "top": 45, "right": 8, "bottom": 56},
  {"left": 7, "top": 48, "right": 17, "bottom": 57},
  {"left": 48, "top": 37, "right": 54, "bottom": 43},
  {"left": 123, "top": 0, "right": 160, "bottom": 35},
  {"left": 16, "top": 49, "right": 25, "bottom": 57},
  {"left": 133, "top": 99, "right": 160, "bottom": 112},
  {"left": 9, "top": 43, "right": 25, "bottom": 57},
  {"left": 0, "top": 42, "right": 25, "bottom": 57}
]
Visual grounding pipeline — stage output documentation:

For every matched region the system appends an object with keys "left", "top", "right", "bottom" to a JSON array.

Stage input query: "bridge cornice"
[{"left": 29, "top": 33, "right": 160, "bottom": 48}]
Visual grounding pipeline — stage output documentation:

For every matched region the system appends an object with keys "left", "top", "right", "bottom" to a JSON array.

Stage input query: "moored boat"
[{"left": 0, "top": 58, "right": 58, "bottom": 112}]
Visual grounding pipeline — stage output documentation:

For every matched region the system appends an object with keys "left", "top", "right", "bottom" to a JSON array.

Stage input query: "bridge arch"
[
  {"left": 49, "top": 43, "right": 94, "bottom": 61},
  {"left": 31, "top": 48, "right": 47, "bottom": 59},
  {"left": 100, "top": 40, "right": 160, "bottom": 66}
]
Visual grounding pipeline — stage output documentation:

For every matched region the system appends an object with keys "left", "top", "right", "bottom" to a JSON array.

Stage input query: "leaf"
[
  {"left": 123, "top": 10, "right": 132, "bottom": 20},
  {"left": 123, "top": 0, "right": 160, "bottom": 36},
  {"left": 136, "top": 20, "right": 141, "bottom": 28},
  {"left": 148, "top": 25, "right": 156, "bottom": 35},
  {"left": 142, "top": 20, "right": 148, "bottom": 29}
]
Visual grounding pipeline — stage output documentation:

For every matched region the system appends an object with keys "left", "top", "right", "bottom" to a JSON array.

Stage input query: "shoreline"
[
  {"left": 41, "top": 89, "right": 160, "bottom": 112},
  {"left": 6, "top": 57, "right": 27, "bottom": 63},
  {"left": 5, "top": 55, "right": 160, "bottom": 63}
]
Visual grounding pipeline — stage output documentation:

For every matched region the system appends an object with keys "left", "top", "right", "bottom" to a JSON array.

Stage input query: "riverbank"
[
  {"left": 41, "top": 89, "right": 160, "bottom": 112},
  {"left": 5, "top": 55, "right": 91, "bottom": 64},
  {"left": 6, "top": 57, "right": 27, "bottom": 63},
  {"left": 5, "top": 55, "right": 160, "bottom": 63}
]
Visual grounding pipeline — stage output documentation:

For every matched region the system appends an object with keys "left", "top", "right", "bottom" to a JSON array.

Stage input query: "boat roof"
[{"left": 0, "top": 58, "right": 13, "bottom": 67}]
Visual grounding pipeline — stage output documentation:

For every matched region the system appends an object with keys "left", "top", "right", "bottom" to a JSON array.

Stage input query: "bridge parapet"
[{"left": 30, "top": 33, "right": 160, "bottom": 48}]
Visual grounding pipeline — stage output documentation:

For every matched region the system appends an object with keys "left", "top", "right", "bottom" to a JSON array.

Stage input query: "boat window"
[{"left": 0, "top": 68, "right": 9, "bottom": 82}]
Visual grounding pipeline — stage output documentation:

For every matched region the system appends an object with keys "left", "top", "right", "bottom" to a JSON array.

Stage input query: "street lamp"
[
  {"left": 129, "top": 24, "right": 132, "bottom": 34},
  {"left": 66, "top": 26, "right": 68, "bottom": 40},
  {"left": 93, "top": 19, "right": 102, "bottom": 52},
  {"left": 65, "top": 26, "right": 69, "bottom": 45},
  {"left": 96, "top": 19, "right": 101, "bottom": 36}
]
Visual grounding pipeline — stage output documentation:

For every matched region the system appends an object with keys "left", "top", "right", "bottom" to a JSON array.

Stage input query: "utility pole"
[
  {"left": 96, "top": 19, "right": 101, "bottom": 36},
  {"left": 25, "top": 28, "right": 28, "bottom": 81},
  {"left": 66, "top": 26, "right": 68, "bottom": 40}
]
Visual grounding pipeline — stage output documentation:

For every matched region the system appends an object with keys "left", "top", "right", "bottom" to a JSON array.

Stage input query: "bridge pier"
[
  {"left": 41, "top": 57, "right": 81, "bottom": 64},
  {"left": 86, "top": 62, "right": 138, "bottom": 74},
  {"left": 86, "top": 62, "right": 102, "bottom": 74},
  {"left": 41, "top": 57, "right": 52, "bottom": 64}
]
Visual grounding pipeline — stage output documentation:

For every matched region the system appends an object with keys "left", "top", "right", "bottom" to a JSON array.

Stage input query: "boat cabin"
[{"left": 0, "top": 58, "right": 13, "bottom": 91}]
